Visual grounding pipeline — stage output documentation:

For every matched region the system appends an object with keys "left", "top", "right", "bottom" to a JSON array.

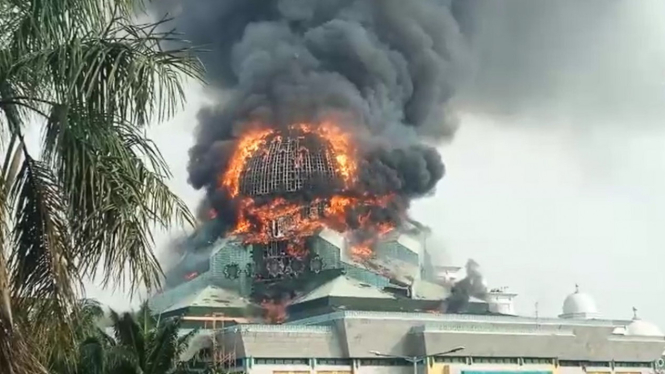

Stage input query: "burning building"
[
  {"left": 145, "top": 1, "right": 665, "bottom": 373},
  {"left": 153, "top": 117, "right": 451, "bottom": 314}
]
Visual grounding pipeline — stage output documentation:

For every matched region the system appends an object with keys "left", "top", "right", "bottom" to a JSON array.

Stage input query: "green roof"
[
  {"left": 293, "top": 275, "right": 397, "bottom": 304},
  {"left": 162, "top": 285, "right": 251, "bottom": 314}
]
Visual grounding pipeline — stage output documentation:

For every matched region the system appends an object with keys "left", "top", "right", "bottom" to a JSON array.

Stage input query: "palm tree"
[
  {"left": 52, "top": 302, "right": 197, "bottom": 374},
  {"left": 0, "top": 0, "right": 203, "bottom": 372}
]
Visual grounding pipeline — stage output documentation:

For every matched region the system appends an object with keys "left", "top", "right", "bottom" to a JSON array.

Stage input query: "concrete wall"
[
  {"left": 424, "top": 364, "right": 653, "bottom": 374},
  {"left": 242, "top": 361, "right": 654, "bottom": 374},
  {"left": 426, "top": 363, "right": 555, "bottom": 374},
  {"left": 356, "top": 366, "right": 412, "bottom": 374},
  {"left": 246, "top": 363, "right": 312, "bottom": 374},
  {"left": 245, "top": 365, "right": 410, "bottom": 374}
]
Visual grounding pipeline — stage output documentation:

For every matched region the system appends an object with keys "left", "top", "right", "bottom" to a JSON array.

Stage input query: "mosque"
[{"left": 148, "top": 221, "right": 665, "bottom": 374}]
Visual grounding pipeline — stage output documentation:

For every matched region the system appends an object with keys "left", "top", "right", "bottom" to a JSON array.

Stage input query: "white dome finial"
[
  {"left": 575, "top": 283, "right": 579, "bottom": 293},
  {"left": 632, "top": 306, "right": 639, "bottom": 320}
]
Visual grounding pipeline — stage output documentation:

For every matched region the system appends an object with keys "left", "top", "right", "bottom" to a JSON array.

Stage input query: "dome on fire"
[
  {"left": 559, "top": 284, "right": 599, "bottom": 319},
  {"left": 625, "top": 308, "right": 664, "bottom": 337},
  {"left": 239, "top": 130, "right": 343, "bottom": 197}
]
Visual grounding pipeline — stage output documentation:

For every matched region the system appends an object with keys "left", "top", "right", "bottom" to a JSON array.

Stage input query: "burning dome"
[
  {"left": 222, "top": 123, "right": 357, "bottom": 200},
  {"left": 216, "top": 121, "right": 399, "bottom": 266},
  {"left": 238, "top": 130, "right": 343, "bottom": 198}
]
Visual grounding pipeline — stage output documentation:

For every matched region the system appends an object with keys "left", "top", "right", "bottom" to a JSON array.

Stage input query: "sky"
[{"left": 82, "top": 0, "right": 665, "bottom": 326}]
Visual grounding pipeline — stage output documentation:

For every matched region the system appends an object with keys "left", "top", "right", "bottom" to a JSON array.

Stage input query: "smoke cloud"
[
  {"left": 444, "top": 259, "right": 488, "bottom": 314},
  {"left": 450, "top": 0, "right": 665, "bottom": 125},
  {"left": 152, "top": 0, "right": 468, "bottom": 238}
]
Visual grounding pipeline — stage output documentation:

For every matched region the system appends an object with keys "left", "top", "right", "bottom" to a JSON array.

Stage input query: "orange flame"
[
  {"left": 261, "top": 299, "right": 288, "bottom": 324},
  {"left": 219, "top": 121, "right": 400, "bottom": 262},
  {"left": 221, "top": 127, "right": 273, "bottom": 198}
]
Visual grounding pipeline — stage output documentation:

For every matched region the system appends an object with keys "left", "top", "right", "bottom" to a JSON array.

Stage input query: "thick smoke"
[
  {"left": 152, "top": 0, "right": 468, "bottom": 240},
  {"left": 444, "top": 259, "right": 487, "bottom": 314},
  {"left": 450, "top": 0, "right": 665, "bottom": 124}
]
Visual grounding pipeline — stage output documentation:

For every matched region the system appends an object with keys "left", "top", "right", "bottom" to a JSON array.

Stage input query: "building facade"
[
  {"left": 184, "top": 309, "right": 664, "bottom": 374},
  {"left": 153, "top": 222, "right": 665, "bottom": 374}
]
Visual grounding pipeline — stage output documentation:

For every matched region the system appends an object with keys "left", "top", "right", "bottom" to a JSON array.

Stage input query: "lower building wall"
[
  {"left": 427, "top": 364, "right": 555, "bottom": 374},
  {"left": 242, "top": 362, "right": 654, "bottom": 374},
  {"left": 426, "top": 365, "right": 652, "bottom": 374},
  {"left": 246, "top": 364, "right": 312, "bottom": 374},
  {"left": 245, "top": 364, "right": 355, "bottom": 374},
  {"left": 355, "top": 367, "right": 412, "bottom": 374}
]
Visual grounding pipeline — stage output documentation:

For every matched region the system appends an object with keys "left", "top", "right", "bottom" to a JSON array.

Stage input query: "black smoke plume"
[
  {"left": 152, "top": 0, "right": 470, "bottom": 281},
  {"left": 444, "top": 259, "right": 488, "bottom": 314}
]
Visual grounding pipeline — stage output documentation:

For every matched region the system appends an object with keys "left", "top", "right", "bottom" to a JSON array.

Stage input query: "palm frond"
[
  {"left": 8, "top": 153, "right": 79, "bottom": 302},
  {"left": 146, "top": 317, "right": 183, "bottom": 374},
  {"left": 105, "top": 345, "right": 143, "bottom": 374},
  {"left": 5, "top": 0, "right": 139, "bottom": 55},
  {"left": 72, "top": 299, "right": 107, "bottom": 339},
  {"left": 0, "top": 0, "right": 204, "bottom": 370},
  {"left": 137, "top": 301, "right": 157, "bottom": 332},
  {"left": 110, "top": 310, "right": 147, "bottom": 367},
  {"left": 4, "top": 14, "right": 203, "bottom": 128},
  {"left": 77, "top": 336, "right": 107, "bottom": 374},
  {"left": 6, "top": 149, "right": 83, "bottom": 365},
  {"left": 175, "top": 327, "right": 200, "bottom": 361},
  {"left": 0, "top": 316, "right": 46, "bottom": 374},
  {"left": 42, "top": 108, "right": 194, "bottom": 293}
]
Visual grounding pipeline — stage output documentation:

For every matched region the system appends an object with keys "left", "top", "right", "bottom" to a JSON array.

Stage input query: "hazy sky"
[{"left": 84, "top": 0, "right": 665, "bottom": 327}]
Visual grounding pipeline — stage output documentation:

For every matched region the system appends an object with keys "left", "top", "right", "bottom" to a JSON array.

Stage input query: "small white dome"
[
  {"left": 559, "top": 285, "right": 599, "bottom": 319},
  {"left": 625, "top": 308, "right": 664, "bottom": 337},
  {"left": 626, "top": 319, "right": 663, "bottom": 336}
]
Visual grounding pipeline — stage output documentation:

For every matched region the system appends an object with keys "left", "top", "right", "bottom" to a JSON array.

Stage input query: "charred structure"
[{"left": 239, "top": 131, "right": 341, "bottom": 198}]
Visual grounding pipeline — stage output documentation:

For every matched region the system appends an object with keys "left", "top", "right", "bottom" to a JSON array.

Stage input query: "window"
[
  {"left": 317, "top": 359, "right": 352, "bottom": 366},
  {"left": 256, "top": 359, "right": 309, "bottom": 365},
  {"left": 434, "top": 356, "right": 467, "bottom": 364},
  {"left": 560, "top": 361, "right": 613, "bottom": 368},
  {"left": 615, "top": 362, "right": 653, "bottom": 368},
  {"left": 472, "top": 357, "right": 520, "bottom": 364},
  {"left": 359, "top": 358, "right": 409, "bottom": 366},
  {"left": 524, "top": 358, "right": 553, "bottom": 365}
]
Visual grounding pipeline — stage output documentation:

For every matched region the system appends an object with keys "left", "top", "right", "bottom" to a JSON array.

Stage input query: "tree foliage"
[
  {"left": 0, "top": 0, "right": 203, "bottom": 371},
  {"left": 51, "top": 301, "right": 198, "bottom": 374}
]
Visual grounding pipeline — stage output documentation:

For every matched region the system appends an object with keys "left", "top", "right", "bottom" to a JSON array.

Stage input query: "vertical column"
[{"left": 352, "top": 358, "right": 360, "bottom": 374}]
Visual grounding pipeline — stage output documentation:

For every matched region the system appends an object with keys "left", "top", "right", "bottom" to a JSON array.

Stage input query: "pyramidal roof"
[
  {"left": 162, "top": 285, "right": 250, "bottom": 314},
  {"left": 294, "top": 275, "right": 397, "bottom": 304}
]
